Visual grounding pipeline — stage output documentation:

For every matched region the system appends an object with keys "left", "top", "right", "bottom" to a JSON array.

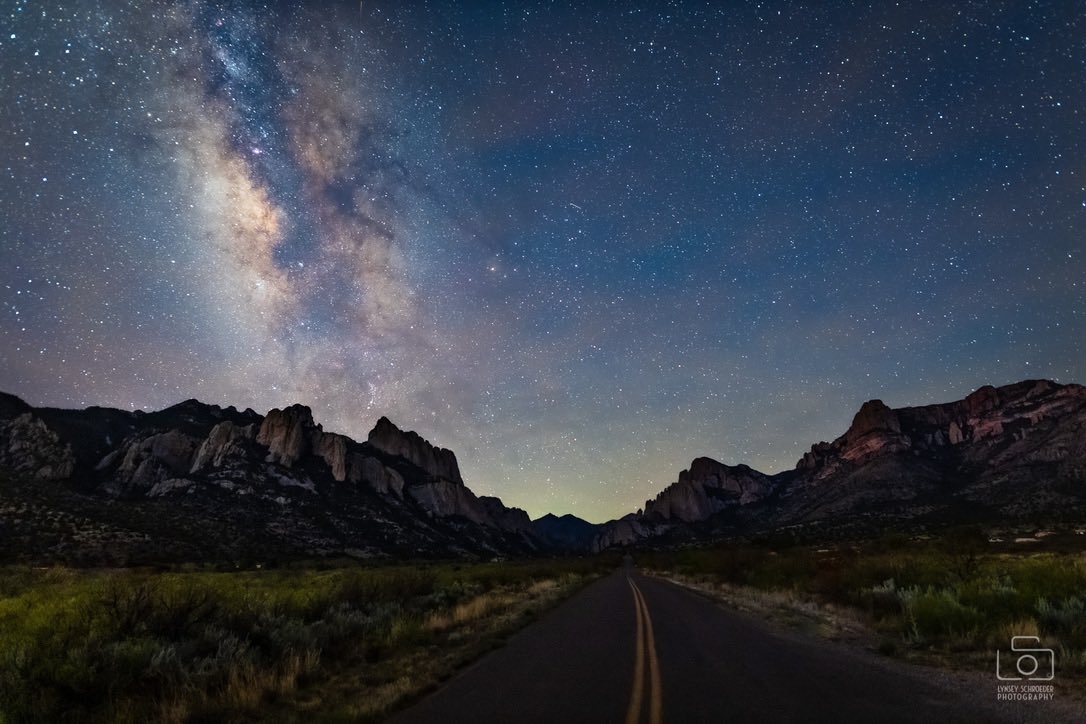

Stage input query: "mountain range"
[
  {"left": 1, "top": 378, "right": 1084, "bottom": 563},
  {"left": 593, "top": 378, "right": 1086, "bottom": 549},
  {"left": 0, "top": 392, "right": 535, "bottom": 563}
]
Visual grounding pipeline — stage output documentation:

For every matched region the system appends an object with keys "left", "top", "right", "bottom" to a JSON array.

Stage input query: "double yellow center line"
[{"left": 625, "top": 576, "right": 662, "bottom": 724}]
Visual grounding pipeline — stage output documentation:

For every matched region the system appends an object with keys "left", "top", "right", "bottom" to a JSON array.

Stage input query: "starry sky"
[{"left": 1, "top": 1, "right": 1083, "bottom": 523}]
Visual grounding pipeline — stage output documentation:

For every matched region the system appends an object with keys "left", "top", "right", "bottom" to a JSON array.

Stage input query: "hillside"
[{"left": 0, "top": 393, "right": 535, "bottom": 563}]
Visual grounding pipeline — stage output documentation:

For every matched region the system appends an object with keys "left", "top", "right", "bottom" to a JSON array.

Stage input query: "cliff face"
[
  {"left": 362, "top": 416, "right": 533, "bottom": 528},
  {"left": 256, "top": 405, "right": 317, "bottom": 467},
  {"left": 98, "top": 430, "right": 201, "bottom": 497},
  {"left": 368, "top": 416, "right": 463, "bottom": 484},
  {"left": 594, "top": 379, "right": 1086, "bottom": 551},
  {"left": 643, "top": 458, "right": 775, "bottom": 522},
  {"left": 479, "top": 496, "right": 533, "bottom": 533},
  {"left": 6, "top": 378, "right": 1083, "bottom": 559},
  {"left": 406, "top": 480, "right": 490, "bottom": 524},
  {"left": 592, "top": 515, "right": 649, "bottom": 552},
  {"left": 0, "top": 394, "right": 537, "bottom": 562},
  {"left": 252, "top": 405, "right": 372, "bottom": 485},
  {"left": 796, "top": 380, "right": 1086, "bottom": 481}
]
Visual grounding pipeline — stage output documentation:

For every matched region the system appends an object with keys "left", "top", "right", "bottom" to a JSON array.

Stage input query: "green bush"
[
  {"left": 0, "top": 559, "right": 598, "bottom": 723},
  {"left": 1037, "top": 596, "right": 1086, "bottom": 649},
  {"left": 897, "top": 586, "right": 982, "bottom": 640}
]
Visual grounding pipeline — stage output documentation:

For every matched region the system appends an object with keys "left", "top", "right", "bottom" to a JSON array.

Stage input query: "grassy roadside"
[
  {"left": 0, "top": 558, "right": 608, "bottom": 723},
  {"left": 639, "top": 535, "right": 1086, "bottom": 692}
]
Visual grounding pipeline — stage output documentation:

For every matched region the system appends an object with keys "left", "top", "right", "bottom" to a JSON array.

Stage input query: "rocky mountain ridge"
[
  {"left": 593, "top": 379, "right": 1086, "bottom": 550},
  {"left": 0, "top": 392, "right": 534, "bottom": 563},
  {"left": 4, "top": 378, "right": 1082, "bottom": 561}
]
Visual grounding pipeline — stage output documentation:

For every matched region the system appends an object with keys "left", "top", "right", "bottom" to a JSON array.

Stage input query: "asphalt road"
[{"left": 388, "top": 568, "right": 1065, "bottom": 723}]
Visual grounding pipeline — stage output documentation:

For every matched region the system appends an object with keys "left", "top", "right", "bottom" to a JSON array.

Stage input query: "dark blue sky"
[{"left": 1, "top": 1, "right": 1083, "bottom": 521}]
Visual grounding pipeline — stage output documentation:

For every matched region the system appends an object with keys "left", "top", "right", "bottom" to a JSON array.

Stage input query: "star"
[{"left": 0, "top": 0, "right": 1083, "bottom": 522}]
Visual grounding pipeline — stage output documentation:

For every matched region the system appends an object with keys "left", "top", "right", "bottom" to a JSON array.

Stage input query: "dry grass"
[
  {"left": 425, "top": 591, "right": 516, "bottom": 632},
  {"left": 278, "top": 572, "right": 593, "bottom": 723},
  {"left": 657, "top": 572, "right": 870, "bottom": 644},
  {"left": 150, "top": 647, "right": 323, "bottom": 723},
  {"left": 0, "top": 560, "right": 606, "bottom": 723},
  {"left": 225, "top": 648, "right": 322, "bottom": 708}
]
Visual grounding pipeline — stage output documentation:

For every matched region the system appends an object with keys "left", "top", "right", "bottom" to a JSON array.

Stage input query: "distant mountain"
[
  {"left": 593, "top": 379, "right": 1086, "bottom": 550},
  {"left": 530, "top": 513, "right": 600, "bottom": 551},
  {"left": 0, "top": 393, "right": 536, "bottom": 564}
]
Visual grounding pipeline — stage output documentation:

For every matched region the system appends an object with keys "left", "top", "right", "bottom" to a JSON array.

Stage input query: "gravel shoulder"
[{"left": 652, "top": 571, "right": 1086, "bottom": 724}]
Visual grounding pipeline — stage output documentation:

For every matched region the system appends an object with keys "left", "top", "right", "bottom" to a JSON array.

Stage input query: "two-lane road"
[{"left": 389, "top": 569, "right": 1074, "bottom": 723}]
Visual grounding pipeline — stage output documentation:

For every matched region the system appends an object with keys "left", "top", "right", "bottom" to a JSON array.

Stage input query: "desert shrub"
[
  {"left": 146, "top": 583, "right": 221, "bottom": 640},
  {"left": 0, "top": 559, "right": 597, "bottom": 723},
  {"left": 750, "top": 551, "right": 820, "bottom": 591},
  {"left": 1009, "top": 557, "right": 1086, "bottom": 603},
  {"left": 1036, "top": 596, "right": 1086, "bottom": 649},
  {"left": 859, "top": 578, "right": 903, "bottom": 620},
  {"left": 100, "top": 578, "right": 157, "bottom": 636},
  {"left": 711, "top": 547, "right": 776, "bottom": 585},
  {"left": 952, "top": 575, "right": 1028, "bottom": 627},
  {"left": 335, "top": 567, "right": 437, "bottom": 608},
  {"left": 897, "top": 586, "right": 983, "bottom": 641},
  {"left": 423, "top": 578, "right": 483, "bottom": 609}
]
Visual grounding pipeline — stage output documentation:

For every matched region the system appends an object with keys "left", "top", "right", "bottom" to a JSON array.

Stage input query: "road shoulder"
[{"left": 649, "top": 571, "right": 1086, "bottom": 724}]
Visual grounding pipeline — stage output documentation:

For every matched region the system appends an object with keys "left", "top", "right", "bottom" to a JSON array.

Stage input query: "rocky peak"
[
  {"left": 104, "top": 430, "right": 200, "bottom": 495},
  {"left": 797, "top": 441, "right": 832, "bottom": 471},
  {"left": 0, "top": 392, "right": 549, "bottom": 560},
  {"left": 591, "top": 516, "right": 648, "bottom": 553},
  {"left": 963, "top": 385, "right": 1000, "bottom": 417},
  {"left": 479, "top": 495, "right": 531, "bottom": 533},
  {"left": 368, "top": 416, "right": 463, "bottom": 484},
  {"left": 827, "top": 398, "right": 910, "bottom": 465},
  {"left": 683, "top": 457, "right": 752, "bottom": 483},
  {"left": 846, "top": 399, "right": 901, "bottom": 441},
  {"left": 797, "top": 381, "right": 1086, "bottom": 476},
  {"left": 315, "top": 432, "right": 348, "bottom": 481},
  {"left": 644, "top": 456, "right": 773, "bottom": 522},
  {"left": 593, "top": 379, "right": 1086, "bottom": 552},
  {"left": 190, "top": 420, "right": 256, "bottom": 472},
  {"left": 257, "top": 404, "right": 318, "bottom": 467}
]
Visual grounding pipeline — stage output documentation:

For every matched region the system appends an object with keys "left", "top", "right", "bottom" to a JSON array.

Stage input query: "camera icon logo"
[{"left": 996, "top": 636, "right": 1055, "bottom": 681}]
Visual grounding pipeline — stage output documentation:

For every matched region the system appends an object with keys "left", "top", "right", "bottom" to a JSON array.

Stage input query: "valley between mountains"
[
  {"left": 4, "top": 379, "right": 1086, "bottom": 723},
  {"left": 2, "top": 378, "right": 1085, "bottom": 564}
]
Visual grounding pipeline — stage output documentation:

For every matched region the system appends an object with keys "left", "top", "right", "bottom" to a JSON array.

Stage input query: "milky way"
[{"left": 2, "top": 1, "right": 1084, "bottom": 522}]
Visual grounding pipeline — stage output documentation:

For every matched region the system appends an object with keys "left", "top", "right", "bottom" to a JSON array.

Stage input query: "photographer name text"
[{"left": 995, "top": 684, "right": 1054, "bottom": 702}]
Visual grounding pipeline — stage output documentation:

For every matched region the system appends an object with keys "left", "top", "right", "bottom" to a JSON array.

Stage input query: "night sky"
[{"left": 2, "top": 1, "right": 1083, "bottom": 522}]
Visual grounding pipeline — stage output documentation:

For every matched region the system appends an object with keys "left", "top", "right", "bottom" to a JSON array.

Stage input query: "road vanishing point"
[{"left": 389, "top": 568, "right": 1070, "bottom": 723}]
